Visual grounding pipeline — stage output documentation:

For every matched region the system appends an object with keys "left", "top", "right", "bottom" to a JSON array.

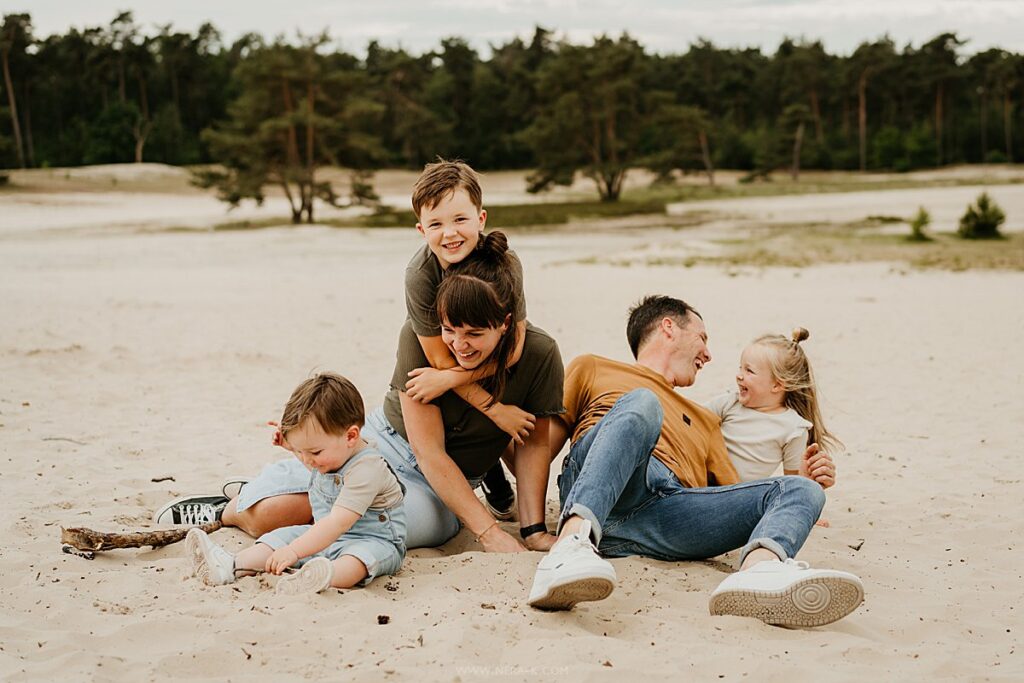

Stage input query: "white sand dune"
[{"left": 0, "top": 169, "right": 1021, "bottom": 680}]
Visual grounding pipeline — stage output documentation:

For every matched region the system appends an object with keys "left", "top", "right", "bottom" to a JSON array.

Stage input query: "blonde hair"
[
  {"left": 751, "top": 328, "right": 842, "bottom": 452},
  {"left": 280, "top": 372, "right": 365, "bottom": 438}
]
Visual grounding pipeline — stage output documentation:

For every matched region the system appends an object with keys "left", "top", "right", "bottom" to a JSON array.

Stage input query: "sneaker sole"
[
  {"left": 186, "top": 528, "right": 214, "bottom": 585},
  {"left": 275, "top": 557, "right": 334, "bottom": 595},
  {"left": 709, "top": 575, "right": 864, "bottom": 627},
  {"left": 528, "top": 574, "right": 615, "bottom": 611},
  {"left": 484, "top": 497, "right": 517, "bottom": 522}
]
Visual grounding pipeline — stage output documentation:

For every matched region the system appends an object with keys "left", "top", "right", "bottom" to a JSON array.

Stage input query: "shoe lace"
[
  {"left": 783, "top": 558, "right": 810, "bottom": 570},
  {"left": 178, "top": 503, "right": 218, "bottom": 525}
]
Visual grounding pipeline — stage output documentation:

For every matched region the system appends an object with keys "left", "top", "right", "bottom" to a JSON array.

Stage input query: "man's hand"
[
  {"left": 799, "top": 443, "right": 836, "bottom": 489},
  {"left": 478, "top": 524, "right": 527, "bottom": 553},
  {"left": 266, "top": 546, "right": 300, "bottom": 575},
  {"left": 485, "top": 403, "right": 536, "bottom": 446},
  {"left": 523, "top": 531, "right": 557, "bottom": 552},
  {"left": 405, "top": 367, "right": 457, "bottom": 403}
]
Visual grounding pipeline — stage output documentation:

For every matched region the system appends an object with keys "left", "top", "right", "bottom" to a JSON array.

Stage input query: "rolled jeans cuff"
[
  {"left": 738, "top": 537, "right": 789, "bottom": 568},
  {"left": 558, "top": 503, "right": 603, "bottom": 547}
]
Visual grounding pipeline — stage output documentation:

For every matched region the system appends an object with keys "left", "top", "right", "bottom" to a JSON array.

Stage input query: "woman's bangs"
[{"left": 438, "top": 276, "right": 505, "bottom": 330}]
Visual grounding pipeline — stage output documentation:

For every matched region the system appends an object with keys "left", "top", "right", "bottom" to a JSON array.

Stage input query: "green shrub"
[
  {"left": 908, "top": 206, "right": 932, "bottom": 242},
  {"left": 958, "top": 192, "right": 1006, "bottom": 239}
]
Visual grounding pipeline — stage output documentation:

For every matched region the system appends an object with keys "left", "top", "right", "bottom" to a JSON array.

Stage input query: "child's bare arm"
[
  {"left": 407, "top": 322, "right": 535, "bottom": 444},
  {"left": 408, "top": 321, "right": 528, "bottom": 398},
  {"left": 265, "top": 506, "right": 360, "bottom": 574}
]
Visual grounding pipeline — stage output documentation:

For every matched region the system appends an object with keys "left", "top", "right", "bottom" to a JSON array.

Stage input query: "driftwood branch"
[{"left": 61, "top": 520, "right": 223, "bottom": 554}]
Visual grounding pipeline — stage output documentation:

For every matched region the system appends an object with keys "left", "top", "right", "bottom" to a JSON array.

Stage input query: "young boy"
[
  {"left": 400, "top": 159, "right": 532, "bottom": 519},
  {"left": 186, "top": 373, "right": 406, "bottom": 594}
]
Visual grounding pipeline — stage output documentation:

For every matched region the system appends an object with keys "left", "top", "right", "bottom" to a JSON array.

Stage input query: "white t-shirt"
[{"left": 703, "top": 391, "right": 811, "bottom": 482}]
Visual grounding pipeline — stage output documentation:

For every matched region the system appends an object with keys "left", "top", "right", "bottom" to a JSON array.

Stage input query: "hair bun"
[
  {"left": 476, "top": 230, "right": 509, "bottom": 260},
  {"left": 791, "top": 327, "right": 810, "bottom": 343}
]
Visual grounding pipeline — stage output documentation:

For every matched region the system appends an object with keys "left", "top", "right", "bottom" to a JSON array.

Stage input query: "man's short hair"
[
  {"left": 626, "top": 295, "right": 702, "bottom": 358},
  {"left": 411, "top": 158, "right": 482, "bottom": 217}
]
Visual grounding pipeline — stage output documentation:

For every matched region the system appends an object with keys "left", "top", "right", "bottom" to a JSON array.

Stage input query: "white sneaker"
[
  {"left": 709, "top": 558, "right": 864, "bottom": 627},
  {"left": 186, "top": 528, "right": 236, "bottom": 586},
  {"left": 275, "top": 557, "right": 334, "bottom": 595},
  {"left": 527, "top": 519, "right": 616, "bottom": 610}
]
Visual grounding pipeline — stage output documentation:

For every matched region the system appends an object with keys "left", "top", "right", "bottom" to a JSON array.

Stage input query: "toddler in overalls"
[{"left": 187, "top": 373, "right": 407, "bottom": 594}]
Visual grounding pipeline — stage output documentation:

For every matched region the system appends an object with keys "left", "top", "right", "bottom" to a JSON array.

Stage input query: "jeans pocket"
[{"left": 645, "top": 457, "right": 679, "bottom": 497}]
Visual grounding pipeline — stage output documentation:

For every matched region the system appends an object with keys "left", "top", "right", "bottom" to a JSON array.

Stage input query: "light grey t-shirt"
[{"left": 704, "top": 390, "right": 811, "bottom": 481}]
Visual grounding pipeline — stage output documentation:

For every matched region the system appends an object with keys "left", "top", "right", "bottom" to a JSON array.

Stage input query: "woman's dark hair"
[{"left": 436, "top": 231, "right": 518, "bottom": 405}]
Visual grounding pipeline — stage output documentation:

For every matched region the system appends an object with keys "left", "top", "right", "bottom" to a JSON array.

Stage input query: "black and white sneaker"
[
  {"left": 153, "top": 495, "right": 228, "bottom": 525},
  {"left": 481, "top": 464, "right": 516, "bottom": 521},
  {"left": 220, "top": 478, "right": 249, "bottom": 500}
]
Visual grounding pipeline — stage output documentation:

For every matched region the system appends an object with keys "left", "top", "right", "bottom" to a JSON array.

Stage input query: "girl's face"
[
  {"left": 441, "top": 316, "right": 509, "bottom": 371},
  {"left": 736, "top": 345, "right": 785, "bottom": 411}
]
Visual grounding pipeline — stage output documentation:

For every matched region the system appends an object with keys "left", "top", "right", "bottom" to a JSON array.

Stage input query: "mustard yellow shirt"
[{"left": 562, "top": 355, "right": 739, "bottom": 488}]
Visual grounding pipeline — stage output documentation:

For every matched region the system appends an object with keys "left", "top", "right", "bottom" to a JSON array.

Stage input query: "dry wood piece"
[{"left": 60, "top": 520, "right": 223, "bottom": 552}]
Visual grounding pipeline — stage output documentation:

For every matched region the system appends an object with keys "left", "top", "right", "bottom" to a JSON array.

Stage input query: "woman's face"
[{"left": 441, "top": 316, "right": 509, "bottom": 370}]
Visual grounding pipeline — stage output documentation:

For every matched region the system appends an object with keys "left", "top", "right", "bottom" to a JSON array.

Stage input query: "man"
[{"left": 527, "top": 295, "right": 863, "bottom": 627}]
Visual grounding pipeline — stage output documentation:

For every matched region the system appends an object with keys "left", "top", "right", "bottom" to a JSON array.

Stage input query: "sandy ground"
[{"left": 1, "top": 167, "right": 1022, "bottom": 681}]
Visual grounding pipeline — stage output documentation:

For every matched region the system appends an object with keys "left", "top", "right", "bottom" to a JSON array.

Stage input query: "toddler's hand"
[
  {"left": 815, "top": 518, "right": 831, "bottom": 528},
  {"left": 266, "top": 546, "right": 299, "bottom": 575},
  {"left": 267, "top": 421, "right": 290, "bottom": 451}
]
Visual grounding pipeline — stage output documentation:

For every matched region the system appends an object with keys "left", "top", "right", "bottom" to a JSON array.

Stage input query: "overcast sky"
[{"left": 12, "top": 0, "right": 1024, "bottom": 57}]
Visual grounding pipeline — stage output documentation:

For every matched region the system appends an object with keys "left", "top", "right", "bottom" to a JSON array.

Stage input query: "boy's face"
[
  {"left": 283, "top": 416, "right": 359, "bottom": 474},
  {"left": 416, "top": 188, "right": 485, "bottom": 269}
]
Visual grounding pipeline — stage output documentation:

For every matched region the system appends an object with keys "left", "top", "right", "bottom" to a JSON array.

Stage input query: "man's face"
[
  {"left": 416, "top": 188, "right": 485, "bottom": 269},
  {"left": 668, "top": 315, "right": 711, "bottom": 388}
]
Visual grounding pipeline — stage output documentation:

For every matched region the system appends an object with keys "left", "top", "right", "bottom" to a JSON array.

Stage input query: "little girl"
[
  {"left": 186, "top": 373, "right": 407, "bottom": 595},
  {"left": 704, "top": 328, "right": 841, "bottom": 483}
]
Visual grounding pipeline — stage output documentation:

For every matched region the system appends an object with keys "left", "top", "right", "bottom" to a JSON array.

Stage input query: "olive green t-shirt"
[
  {"left": 383, "top": 320, "right": 564, "bottom": 479},
  {"left": 404, "top": 243, "right": 529, "bottom": 337}
]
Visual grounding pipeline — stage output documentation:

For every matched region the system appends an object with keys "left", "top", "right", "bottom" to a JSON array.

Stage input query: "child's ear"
[
  {"left": 501, "top": 313, "right": 512, "bottom": 332},
  {"left": 478, "top": 208, "right": 487, "bottom": 228},
  {"left": 771, "top": 379, "right": 786, "bottom": 394},
  {"left": 347, "top": 425, "right": 361, "bottom": 443},
  {"left": 415, "top": 222, "right": 426, "bottom": 236}
]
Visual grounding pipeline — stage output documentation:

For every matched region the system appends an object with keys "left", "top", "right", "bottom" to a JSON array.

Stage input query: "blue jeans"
[
  {"left": 558, "top": 389, "right": 825, "bottom": 566},
  {"left": 363, "top": 408, "right": 488, "bottom": 550}
]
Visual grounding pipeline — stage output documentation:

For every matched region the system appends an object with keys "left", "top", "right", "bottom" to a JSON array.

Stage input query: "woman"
[{"left": 212, "top": 232, "right": 564, "bottom": 552}]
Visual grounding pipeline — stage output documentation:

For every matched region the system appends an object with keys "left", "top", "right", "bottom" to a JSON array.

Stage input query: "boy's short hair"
[
  {"left": 626, "top": 295, "right": 702, "bottom": 359},
  {"left": 280, "top": 373, "right": 365, "bottom": 436},
  {"left": 411, "top": 158, "right": 482, "bottom": 217}
]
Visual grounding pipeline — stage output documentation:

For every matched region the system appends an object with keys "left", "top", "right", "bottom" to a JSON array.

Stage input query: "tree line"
[{"left": 2, "top": 12, "right": 1023, "bottom": 206}]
